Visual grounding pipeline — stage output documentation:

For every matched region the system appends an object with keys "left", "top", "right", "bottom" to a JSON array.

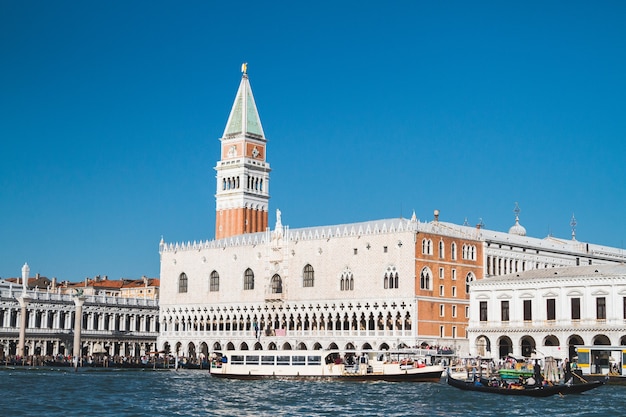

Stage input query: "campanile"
[{"left": 214, "top": 64, "right": 271, "bottom": 239}]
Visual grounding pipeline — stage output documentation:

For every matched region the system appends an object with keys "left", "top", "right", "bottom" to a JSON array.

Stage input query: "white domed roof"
[{"left": 509, "top": 216, "right": 526, "bottom": 236}]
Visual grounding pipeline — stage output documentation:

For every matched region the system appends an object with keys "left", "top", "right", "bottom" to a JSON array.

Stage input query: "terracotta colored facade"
[
  {"left": 215, "top": 207, "right": 268, "bottom": 240},
  {"left": 414, "top": 229, "right": 483, "bottom": 345}
]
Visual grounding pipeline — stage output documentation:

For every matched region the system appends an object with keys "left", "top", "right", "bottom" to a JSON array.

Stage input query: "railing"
[{"left": 0, "top": 287, "right": 158, "bottom": 307}]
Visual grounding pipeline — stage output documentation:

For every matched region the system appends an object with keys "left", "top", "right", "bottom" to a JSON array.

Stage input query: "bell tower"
[{"left": 215, "top": 64, "right": 271, "bottom": 240}]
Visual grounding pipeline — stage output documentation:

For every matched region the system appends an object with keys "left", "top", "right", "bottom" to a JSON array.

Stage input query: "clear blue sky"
[{"left": 1, "top": 1, "right": 625, "bottom": 281}]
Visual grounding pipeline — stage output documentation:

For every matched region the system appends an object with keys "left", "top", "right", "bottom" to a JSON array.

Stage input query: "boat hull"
[
  {"left": 446, "top": 372, "right": 604, "bottom": 397},
  {"left": 209, "top": 349, "right": 444, "bottom": 382},
  {"left": 210, "top": 368, "right": 443, "bottom": 382}
]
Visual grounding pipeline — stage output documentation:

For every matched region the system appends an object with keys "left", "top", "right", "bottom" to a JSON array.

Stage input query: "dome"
[{"left": 508, "top": 216, "right": 526, "bottom": 236}]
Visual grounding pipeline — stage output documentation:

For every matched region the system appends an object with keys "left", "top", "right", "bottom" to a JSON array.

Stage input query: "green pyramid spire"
[{"left": 222, "top": 67, "right": 265, "bottom": 139}]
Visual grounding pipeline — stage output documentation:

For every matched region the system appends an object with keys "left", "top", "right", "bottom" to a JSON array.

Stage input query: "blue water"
[{"left": 0, "top": 367, "right": 624, "bottom": 416}]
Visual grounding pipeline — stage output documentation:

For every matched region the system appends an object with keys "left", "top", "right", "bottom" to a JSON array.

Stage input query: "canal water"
[{"left": 1, "top": 367, "right": 624, "bottom": 416}]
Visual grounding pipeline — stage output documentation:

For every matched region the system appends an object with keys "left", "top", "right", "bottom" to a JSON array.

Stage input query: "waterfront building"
[
  {"left": 0, "top": 268, "right": 159, "bottom": 361},
  {"left": 157, "top": 67, "right": 626, "bottom": 361},
  {"left": 466, "top": 264, "right": 626, "bottom": 373}
]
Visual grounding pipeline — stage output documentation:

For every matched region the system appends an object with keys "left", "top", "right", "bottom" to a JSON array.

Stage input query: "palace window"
[
  {"left": 244, "top": 268, "right": 254, "bottom": 290},
  {"left": 419, "top": 267, "right": 432, "bottom": 290},
  {"left": 501, "top": 300, "right": 509, "bottom": 322},
  {"left": 303, "top": 264, "right": 314, "bottom": 288},
  {"left": 422, "top": 239, "right": 433, "bottom": 255},
  {"left": 439, "top": 268, "right": 444, "bottom": 279},
  {"left": 571, "top": 297, "right": 581, "bottom": 320},
  {"left": 451, "top": 242, "right": 457, "bottom": 260},
  {"left": 341, "top": 270, "right": 354, "bottom": 291},
  {"left": 439, "top": 285, "right": 444, "bottom": 296},
  {"left": 384, "top": 266, "right": 399, "bottom": 289},
  {"left": 462, "top": 244, "right": 477, "bottom": 260},
  {"left": 438, "top": 240, "right": 445, "bottom": 258},
  {"left": 465, "top": 272, "right": 475, "bottom": 294},
  {"left": 210, "top": 270, "right": 220, "bottom": 292},
  {"left": 546, "top": 298, "right": 556, "bottom": 321},
  {"left": 271, "top": 275, "right": 283, "bottom": 294},
  {"left": 597, "top": 297, "right": 606, "bottom": 320},
  {"left": 178, "top": 273, "right": 188, "bottom": 293},
  {"left": 439, "top": 304, "right": 445, "bottom": 317},
  {"left": 523, "top": 300, "right": 532, "bottom": 321},
  {"left": 452, "top": 305, "right": 457, "bottom": 318},
  {"left": 479, "top": 301, "right": 487, "bottom": 321}
]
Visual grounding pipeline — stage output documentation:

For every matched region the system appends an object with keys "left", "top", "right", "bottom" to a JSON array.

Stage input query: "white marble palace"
[{"left": 157, "top": 67, "right": 626, "bottom": 361}]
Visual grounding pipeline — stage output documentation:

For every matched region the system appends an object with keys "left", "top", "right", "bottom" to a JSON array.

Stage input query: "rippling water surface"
[{"left": 0, "top": 367, "right": 624, "bottom": 416}]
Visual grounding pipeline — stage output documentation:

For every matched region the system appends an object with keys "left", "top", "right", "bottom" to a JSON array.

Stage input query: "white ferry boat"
[{"left": 209, "top": 349, "right": 444, "bottom": 382}]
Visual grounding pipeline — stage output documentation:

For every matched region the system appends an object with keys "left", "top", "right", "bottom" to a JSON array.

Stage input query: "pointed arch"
[
  {"left": 178, "top": 273, "right": 188, "bottom": 293},
  {"left": 210, "top": 270, "right": 219, "bottom": 292},
  {"left": 244, "top": 268, "right": 254, "bottom": 290},
  {"left": 271, "top": 274, "right": 282, "bottom": 293},
  {"left": 420, "top": 267, "right": 432, "bottom": 290},
  {"left": 303, "top": 264, "right": 314, "bottom": 287}
]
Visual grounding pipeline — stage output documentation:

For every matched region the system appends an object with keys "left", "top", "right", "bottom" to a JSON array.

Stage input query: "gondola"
[{"left": 445, "top": 369, "right": 604, "bottom": 397}]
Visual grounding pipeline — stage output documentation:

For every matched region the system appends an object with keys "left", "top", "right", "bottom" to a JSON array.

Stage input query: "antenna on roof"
[{"left": 570, "top": 214, "right": 577, "bottom": 241}]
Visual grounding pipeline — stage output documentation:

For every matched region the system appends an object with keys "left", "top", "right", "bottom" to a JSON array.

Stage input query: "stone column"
[
  {"left": 17, "top": 296, "right": 30, "bottom": 357},
  {"left": 17, "top": 262, "right": 31, "bottom": 358},
  {"left": 72, "top": 294, "right": 85, "bottom": 369}
]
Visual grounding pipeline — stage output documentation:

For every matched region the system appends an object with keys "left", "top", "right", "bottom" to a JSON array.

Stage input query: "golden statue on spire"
[{"left": 241, "top": 62, "right": 248, "bottom": 74}]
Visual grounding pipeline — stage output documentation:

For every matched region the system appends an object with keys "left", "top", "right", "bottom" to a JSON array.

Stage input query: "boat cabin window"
[
  {"left": 307, "top": 356, "right": 322, "bottom": 365},
  {"left": 262, "top": 356, "right": 275, "bottom": 365},
  {"left": 231, "top": 355, "right": 244, "bottom": 365},
  {"left": 245, "top": 355, "right": 260, "bottom": 365},
  {"left": 277, "top": 356, "right": 290, "bottom": 365},
  {"left": 292, "top": 356, "right": 306, "bottom": 366}
]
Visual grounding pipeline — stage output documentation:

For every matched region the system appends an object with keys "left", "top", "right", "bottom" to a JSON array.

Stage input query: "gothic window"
[
  {"left": 210, "top": 271, "right": 219, "bottom": 292},
  {"left": 422, "top": 239, "right": 431, "bottom": 254},
  {"left": 271, "top": 274, "right": 283, "bottom": 294},
  {"left": 438, "top": 240, "right": 445, "bottom": 258},
  {"left": 451, "top": 242, "right": 457, "bottom": 260},
  {"left": 340, "top": 270, "right": 354, "bottom": 291},
  {"left": 419, "top": 267, "right": 432, "bottom": 290},
  {"left": 178, "top": 273, "right": 188, "bottom": 293},
  {"left": 244, "top": 268, "right": 254, "bottom": 290},
  {"left": 465, "top": 272, "right": 475, "bottom": 294},
  {"left": 384, "top": 266, "right": 399, "bottom": 289},
  {"left": 303, "top": 264, "right": 314, "bottom": 287}
]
